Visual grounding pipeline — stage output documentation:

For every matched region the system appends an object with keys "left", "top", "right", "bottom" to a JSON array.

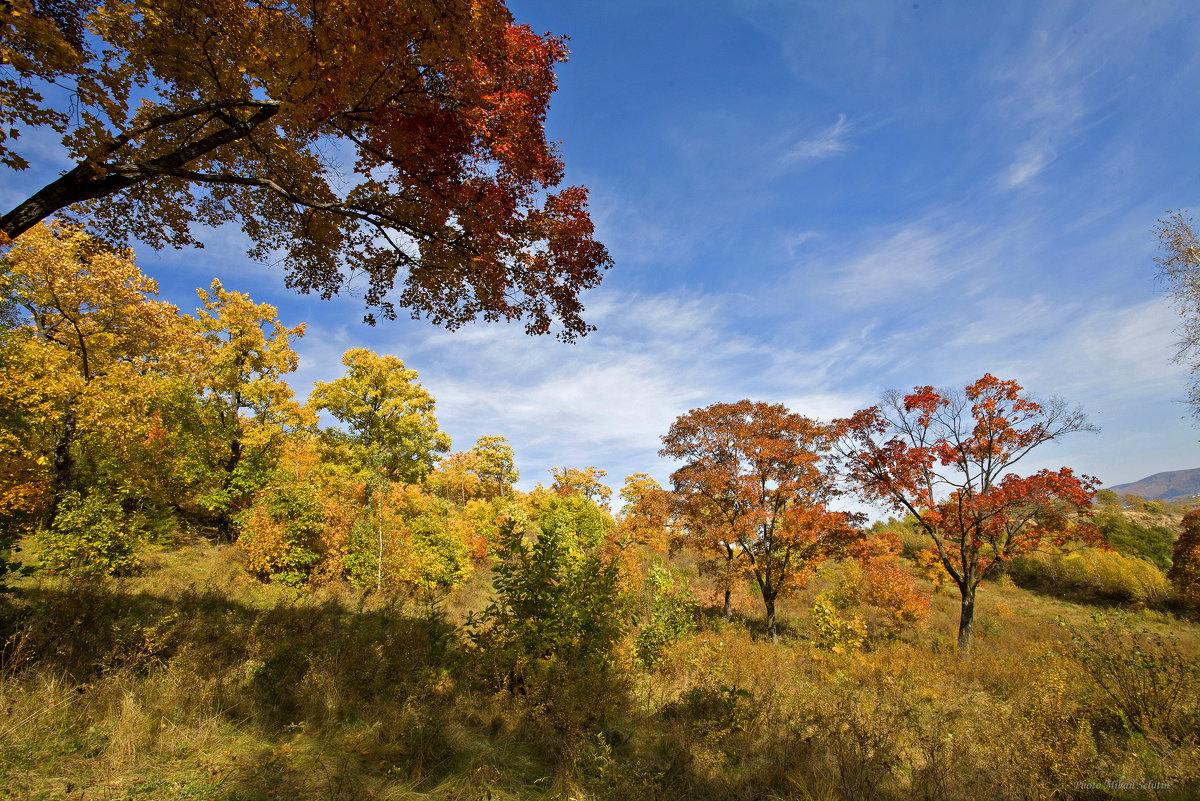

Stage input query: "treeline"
[
  {"left": 5, "top": 222, "right": 1200, "bottom": 648},
  {"left": 0, "top": 222, "right": 627, "bottom": 596}
]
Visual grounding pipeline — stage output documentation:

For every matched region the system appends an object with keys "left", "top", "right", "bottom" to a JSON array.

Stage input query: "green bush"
[
  {"left": 1095, "top": 511, "right": 1175, "bottom": 571},
  {"left": 467, "top": 519, "right": 631, "bottom": 727},
  {"left": 633, "top": 564, "right": 696, "bottom": 670},
  {"left": 532, "top": 490, "right": 615, "bottom": 549},
  {"left": 37, "top": 491, "right": 145, "bottom": 577}
]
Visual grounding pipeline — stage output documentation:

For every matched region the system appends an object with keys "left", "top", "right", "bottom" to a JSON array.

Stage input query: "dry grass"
[{"left": 1, "top": 541, "right": 1198, "bottom": 800}]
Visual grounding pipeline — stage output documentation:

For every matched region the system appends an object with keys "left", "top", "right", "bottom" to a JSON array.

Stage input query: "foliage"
[
  {"left": 467, "top": 519, "right": 631, "bottom": 727},
  {"left": 1095, "top": 509, "right": 1175, "bottom": 571},
  {"left": 36, "top": 491, "right": 146, "bottom": 576},
  {"left": 1065, "top": 612, "right": 1200, "bottom": 740},
  {"left": 1168, "top": 509, "right": 1200, "bottom": 607},
  {"left": 345, "top": 484, "right": 473, "bottom": 593},
  {"left": 618, "top": 472, "right": 676, "bottom": 553},
  {"left": 427, "top": 449, "right": 482, "bottom": 505},
  {"left": 811, "top": 593, "right": 867, "bottom": 653},
  {"left": 0, "top": 0, "right": 611, "bottom": 337},
  {"left": 633, "top": 564, "right": 697, "bottom": 670},
  {"left": 529, "top": 487, "right": 615, "bottom": 550},
  {"left": 915, "top": 548, "right": 951, "bottom": 594},
  {"left": 1154, "top": 210, "right": 1200, "bottom": 418},
  {"left": 237, "top": 437, "right": 360, "bottom": 585},
  {"left": 238, "top": 479, "right": 325, "bottom": 587},
  {"left": 311, "top": 348, "right": 450, "bottom": 485},
  {"left": 862, "top": 558, "right": 930, "bottom": 629},
  {"left": 837, "top": 373, "right": 1099, "bottom": 652},
  {"left": 548, "top": 464, "right": 612, "bottom": 507},
  {"left": 186, "top": 279, "right": 309, "bottom": 538},
  {"left": 1009, "top": 547, "right": 1173, "bottom": 604},
  {"left": 472, "top": 435, "right": 519, "bottom": 499},
  {"left": 661, "top": 399, "right": 860, "bottom": 641},
  {"left": 0, "top": 222, "right": 191, "bottom": 525}
]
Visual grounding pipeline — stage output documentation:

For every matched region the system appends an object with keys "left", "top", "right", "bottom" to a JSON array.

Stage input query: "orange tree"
[
  {"left": 835, "top": 374, "right": 1100, "bottom": 653},
  {"left": 0, "top": 0, "right": 610, "bottom": 336},
  {"left": 661, "top": 400, "right": 860, "bottom": 643}
]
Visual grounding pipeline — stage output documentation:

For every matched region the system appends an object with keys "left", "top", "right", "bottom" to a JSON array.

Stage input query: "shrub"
[
  {"left": 811, "top": 593, "right": 866, "bottom": 653},
  {"left": 467, "top": 519, "right": 632, "bottom": 728},
  {"left": 863, "top": 558, "right": 930, "bottom": 628},
  {"left": 914, "top": 549, "right": 950, "bottom": 594},
  {"left": 37, "top": 491, "right": 145, "bottom": 577},
  {"left": 1009, "top": 547, "right": 1172, "bottom": 604},
  {"left": 1065, "top": 612, "right": 1200, "bottom": 741},
  {"left": 345, "top": 485, "right": 473, "bottom": 593},
  {"left": 633, "top": 564, "right": 697, "bottom": 670},
  {"left": 238, "top": 481, "right": 324, "bottom": 586},
  {"left": 1168, "top": 510, "right": 1200, "bottom": 607}
]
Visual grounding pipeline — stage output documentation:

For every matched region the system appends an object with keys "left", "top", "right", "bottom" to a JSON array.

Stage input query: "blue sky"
[{"left": 4, "top": 0, "right": 1200, "bottom": 505}]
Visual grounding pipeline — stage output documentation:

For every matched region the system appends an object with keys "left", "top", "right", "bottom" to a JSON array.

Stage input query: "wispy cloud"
[{"left": 781, "top": 114, "right": 854, "bottom": 164}]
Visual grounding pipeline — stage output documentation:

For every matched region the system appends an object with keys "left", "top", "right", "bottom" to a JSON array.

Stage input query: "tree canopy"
[
  {"left": 661, "top": 399, "right": 860, "bottom": 642},
  {"left": 0, "top": 0, "right": 611, "bottom": 336},
  {"left": 836, "top": 374, "right": 1100, "bottom": 652}
]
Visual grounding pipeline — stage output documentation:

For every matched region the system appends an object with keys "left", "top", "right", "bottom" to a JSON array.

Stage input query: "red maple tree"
[{"left": 836, "top": 374, "right": 1100, "bottom": 652}]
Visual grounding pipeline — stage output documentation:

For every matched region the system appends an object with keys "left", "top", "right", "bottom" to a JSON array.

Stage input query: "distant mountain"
[{"left": 1108, "top": 468, "right": 1200, "bottom": 503}]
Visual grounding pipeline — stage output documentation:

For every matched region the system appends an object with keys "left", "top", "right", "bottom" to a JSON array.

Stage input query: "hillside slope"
[{"left": 1109, "top": 467, "right": 1200, "bottom": 502}]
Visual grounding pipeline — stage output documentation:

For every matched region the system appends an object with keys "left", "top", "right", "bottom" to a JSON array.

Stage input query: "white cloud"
[{"left": 781, "top": 114, "right": 854, "bottom": 164}]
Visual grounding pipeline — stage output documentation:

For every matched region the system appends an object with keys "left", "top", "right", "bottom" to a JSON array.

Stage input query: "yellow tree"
[
  {"left": 311, "top": 348, "right": 450, "bottom": 590},
  {"left": 188, "top": 279, "right": 310, "bottom": 539},
  {"left": 0, "top": 222, "right": 188, "bottom": 524},
  {"left": 427, "top": 449, "right": 483, "bottom": 506},
  {"left": 618, "top": 472, "right": 676, "bottom": 553},
  {"left": 473, "top": 435, "right": 519, "bottom": 499},
  {"left": 1, "top": 0, "right": 610, "bottom": 337}
]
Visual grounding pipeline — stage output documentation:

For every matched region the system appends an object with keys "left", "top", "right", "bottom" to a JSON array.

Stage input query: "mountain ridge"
[{"left": 1107, "top": 467, "right": 1200, "bottom": 502}]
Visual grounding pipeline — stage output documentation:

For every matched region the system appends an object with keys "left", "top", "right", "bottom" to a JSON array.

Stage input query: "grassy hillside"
[{"left": 1, "top": 533, "right": 1198, "bottom": 801}]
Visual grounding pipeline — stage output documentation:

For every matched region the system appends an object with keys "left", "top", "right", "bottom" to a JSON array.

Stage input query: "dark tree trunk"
[
  {"left": 47, "top": 410, "right": 77, "bottom": 528},
  {"left": 723, "top": 588, "right": 732, "bottom": 621},
  {"left": 216, "top": 436, "right": 242, "bottom": 542},
  {"left": 765, "top": 594, "right": 778, "bottom": 644},
  {"left": 957, "top": 588, "right": 975, "bottom": 654}
]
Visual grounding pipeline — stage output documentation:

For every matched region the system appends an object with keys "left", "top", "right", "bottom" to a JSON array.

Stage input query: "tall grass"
[{"left": 1, "top": 541, "right": 1198, "bottom": 800}]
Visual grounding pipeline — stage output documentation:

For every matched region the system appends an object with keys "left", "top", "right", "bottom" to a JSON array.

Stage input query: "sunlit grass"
[{"left": 1, "top": 540, "right": 1198, "bottom": 800}]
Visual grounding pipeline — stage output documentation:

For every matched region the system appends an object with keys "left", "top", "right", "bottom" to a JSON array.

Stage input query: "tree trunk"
[
  {"left": 723, "top": 588, "right": 732, "bottom": 621},
  {"left": 957, "top": 588, "right": 975, "bottom": 654},
  {"left": 47, "top": 410, "right": 77, "bottom": 528},
  {"left": 765, "top": 594, "right": 778, "bottom": 644},
  {"left": 216, "top": 436, "right": 242, "bottom": 542}
]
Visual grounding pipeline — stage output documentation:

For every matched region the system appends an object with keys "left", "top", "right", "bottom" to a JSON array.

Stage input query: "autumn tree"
[
  {"left": 0, "top": 0, "right": 610, "bottom": 336},
  {"left": 188, "top": 279, "right": 309, "bottom": 539},
  {"left": 0, "top": 222, "right": 185, "bottom": 525},
  {"left": 618, "top": 472, "right": 676, "bottom": 553},
  {"left": 1153, "top": 211, "right": 1200, "bottom": 418},
  {"left": 836, "top": 374, "right": 1100, "bottom": 653},
  {"left": 473, "top": 435, "right": 519, "bottom": 498},
  {"left": 427, "top": 449, "right": 483, "bottom": 506},
  {"left": 549, "top": 465, "right": 612, "bottom": 507},
  {"left": 1168, "top": 509, "right": 1200, "bottom": 607},
  {"left": 311, "top": 348, "right": 449, "bottom": 590},
  {"left": 661, "top": 400, "right": 860, "bottom": 642},
  {"left": 310, "top": 348, "right": 450, "bottom": 486}
]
